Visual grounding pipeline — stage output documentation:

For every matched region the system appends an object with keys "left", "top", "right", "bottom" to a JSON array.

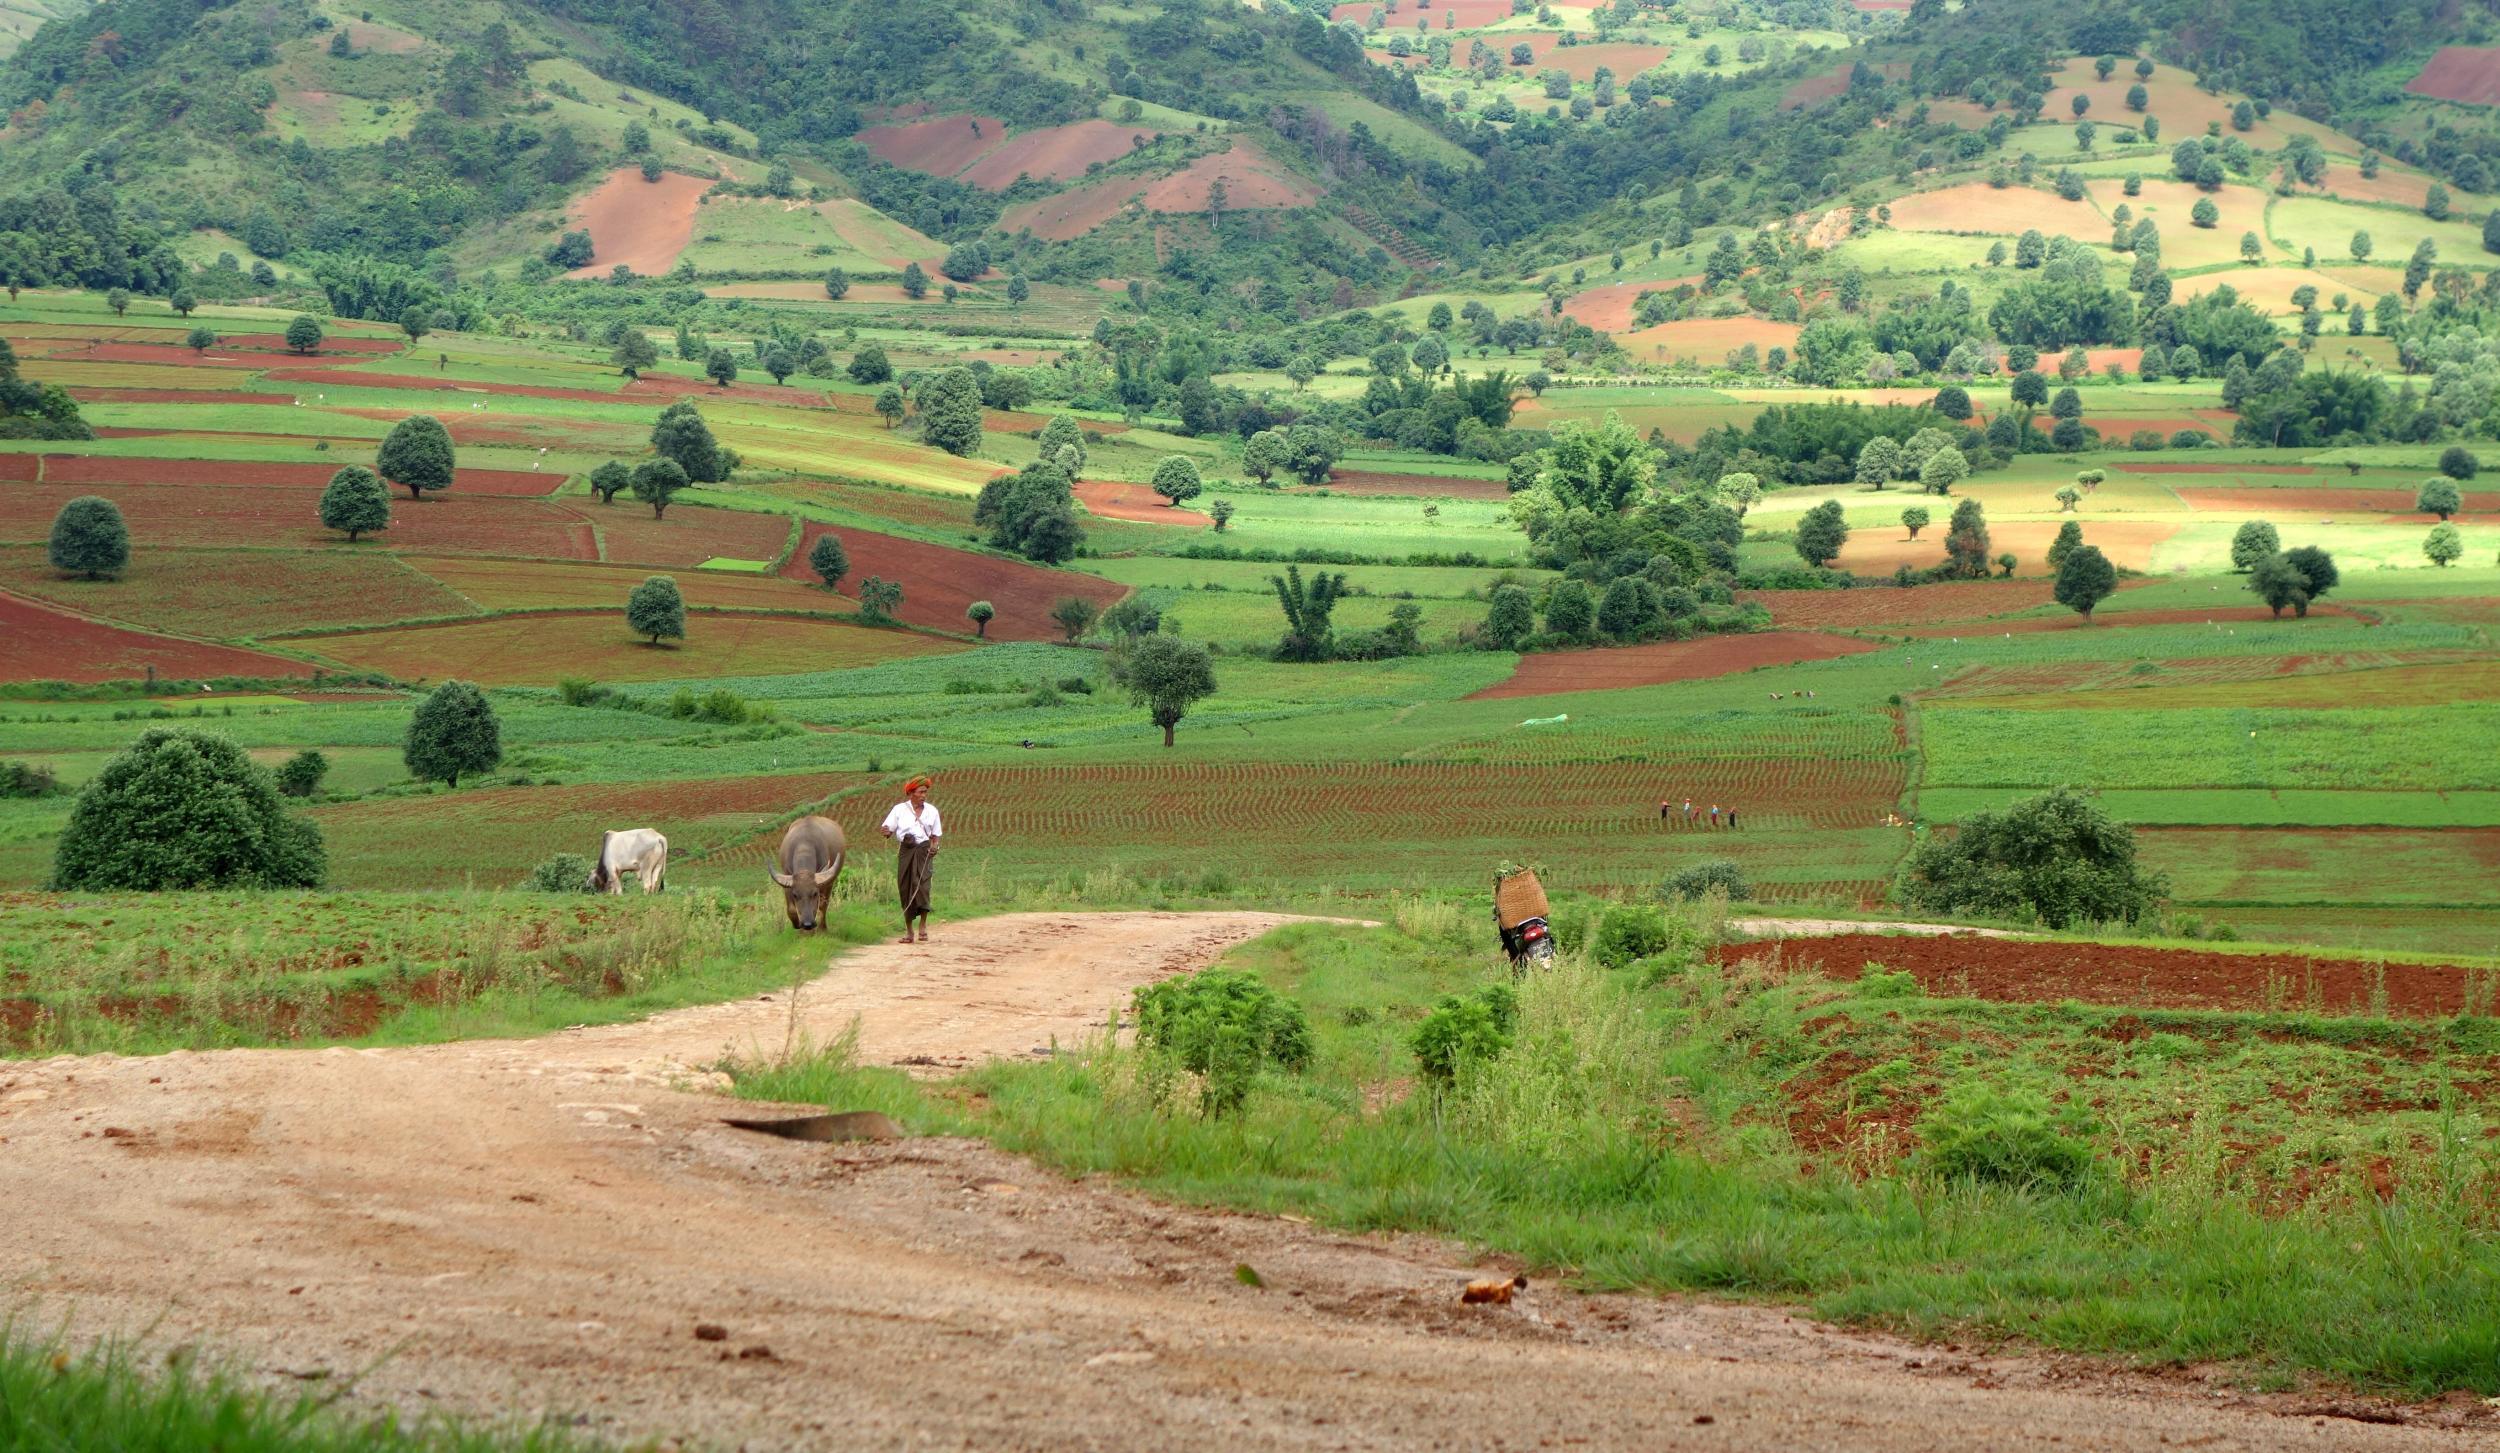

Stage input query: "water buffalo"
[
  {"left": 772, "top": 815, "right": 846, "bottom": 930},
  {"left": 587, "top": 828, "right": 668, "bottom": 894}
]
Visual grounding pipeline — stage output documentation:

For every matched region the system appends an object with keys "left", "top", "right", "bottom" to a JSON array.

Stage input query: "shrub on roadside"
[
  {"left": 1131, "top": 969, "right": 1312, "bottom": 1115},
  {"left": 52, "top": 729, "right": 324, "bottom": 890},
  {"left": 1410, "top": 981, "right": 1519, "bottom": 1085},
  {"left": 1915, "top": 1082, "right": 2099, "bottom": 1190}
]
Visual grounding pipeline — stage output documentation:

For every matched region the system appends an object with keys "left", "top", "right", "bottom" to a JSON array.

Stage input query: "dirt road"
[{"left": 0, "top": 912, "right": 2482, "bottom": 1450}]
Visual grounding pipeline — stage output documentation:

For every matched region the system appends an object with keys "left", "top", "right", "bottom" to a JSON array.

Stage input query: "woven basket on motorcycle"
[{"left": 1493, "top": 868, "right": 1549, "bottom": 930}]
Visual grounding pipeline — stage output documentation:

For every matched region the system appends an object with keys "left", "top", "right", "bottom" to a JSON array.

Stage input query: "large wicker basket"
[{"left": 1494, "top": 869, "right": 1549, "bottom": 929}]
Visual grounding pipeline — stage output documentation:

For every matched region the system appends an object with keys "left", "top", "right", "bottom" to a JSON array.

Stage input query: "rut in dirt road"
[{"left": 0, "top": 912, "right": 2480, "bottom": 1452}]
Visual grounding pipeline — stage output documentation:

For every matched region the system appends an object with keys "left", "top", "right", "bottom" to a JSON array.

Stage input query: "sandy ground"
[{"left": 1, "top": 912, "right": 2487, "bottom": 1450}]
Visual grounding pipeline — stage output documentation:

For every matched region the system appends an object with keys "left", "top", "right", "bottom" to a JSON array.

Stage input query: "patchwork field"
[{"left": 286, "top": 611, "right": 961, "bottom": 686}]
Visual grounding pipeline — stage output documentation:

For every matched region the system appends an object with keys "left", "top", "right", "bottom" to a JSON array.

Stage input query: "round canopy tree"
[
  {"left": 808, "top": 532, "right": 850, "bottom": 590},
  {"left": 1116, "top": 634, "right": 1218, "bottom": 748},
  {"left": 376, "top": 414, "right": 456, "bottom": 502},
  {"left": 1150, "top": 455, "right": 1204, "bottom": 506},
  {"left": 2053, "top": 543, "right": 2117, "bottom": 620},
  {"left": 2416, "top": 478, "right": 2463, "bottom": 520},
  {"left": 627, "top": 574, "right": 686, "bottom": 644},
  {"left": 1900, "top": 787, "right": 2165, "bottom": 928},
  {"left": 53, "top": 729, "right": 325, "bottom": 889},
  {"left": 404, "top": 680, "right": 502, "bottom": 787},
  {"left": 48, "top": 495, "right": 128, "bottom": 579},
  {"left": 318, "top": 465, "right": 391, "bottom": 542}
]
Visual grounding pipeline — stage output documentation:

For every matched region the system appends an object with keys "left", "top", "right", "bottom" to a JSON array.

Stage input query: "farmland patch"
[
  {"left": 285, "top": 611, "right": 961, "bottom": 686},
  {"left": 1468, "top": 631, "right": 1883, "bottom": 699},
  {"left": 0, "top": 590, "right": 315, "bottom": 683},
  {"left": 777, "top": 523, "right": 1125, "bottom": 640},
  {"left": 564, "top": 168, "right": 713, "bottom": 277}
]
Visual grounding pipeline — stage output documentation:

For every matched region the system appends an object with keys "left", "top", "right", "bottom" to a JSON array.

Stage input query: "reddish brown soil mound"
[
  {"left": 1721, "top": 932, "right": 2487, "bottom": 1018},
  {"left": 959, "top": 121, "right": 1160, "bottom": 189},
  {"left": 1318, "top": 469, "right": 1510, "bottom": 500},
  {"left": 1741, "top": 580, "right": 2065, "bottom": 629},
  {"left": 777, "top": 523, "right": 1123, "bottom": 640},
  {"left": 858, "top": 114, "right": 1009, "bottom": 176},
  {"left": 1562, "top": 276, "right": 1699, "bottom": 332},
  {"left": 2408, "top": 45, "right": 2500, "bottom": 105},
  {"left": 566, "top": 168, "right": 712, "bottom": 277},
  {"left": 38, "top": 455, "right": 560, "bottom": 497},
  {"left": 1469, "top": 631, "right": 1883, "bottom": 699},
  {"left": 1073, "top": 479, "right": 1196, "bottom": 524},
  {"left": 0, "top": 591, "right": 313, "bottom": 683},
  {"left": 621, "top": 373, "right": 829, "bottom": 407}
]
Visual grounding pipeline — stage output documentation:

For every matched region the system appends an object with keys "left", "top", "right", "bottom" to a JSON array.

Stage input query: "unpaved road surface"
[{"left": 1, "top": 912, "right": 2485, "bottom": 1451}]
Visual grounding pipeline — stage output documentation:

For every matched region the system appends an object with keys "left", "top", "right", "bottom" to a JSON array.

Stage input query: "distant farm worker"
[
  {"left": 1728, "top": 808, "right": 1739, "bottom": 830},
  {"left": 879, "top": 776, "right": 943, "bottom": 944},
  {"left": 1659, "top": 799, "right": 1671, "bottom": 827},
  {"left": 1684, "top": 799, "right": 1696, "bottom": 825},
  {"left": 1709, "top": 804, "right": 1721, "bottom": 829}
]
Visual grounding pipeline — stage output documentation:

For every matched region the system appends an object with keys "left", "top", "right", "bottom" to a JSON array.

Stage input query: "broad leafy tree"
[
  {"left": 2053, "top": 543, "right": 2116, "bottom": 620},
  {"left": 376, "top": 415, "right": 456, "bottom": 501},
  {"left": 809, "top": 532, "right": 849, "bottom": 590},
  {"left": 1900, "top": 788, "right": 2165, "bottom": 928},
  {"left": 404, "top": 681, "right": 502, "bottom": 787},
  {"left": 318, "top": 465, "right": 391, "bottom": 541},
  {"left": 1793, "top": 499, "right": 1849, "bottom": 567},
  {"left": 1116, "top": 635, "right": 1217, "bottom": 747},
  {"left": 2228, "top": 519, "right": 2279, "bottom": 571},
  {"left": 966, "top": 600, "right": 994, "bottom": 637},
  {"left": 48, "top": 496, "right": 128, "bottom": 579},
  {"left": 627, "top": 575, "right": 685, "bottom": 643},
  {"left": 1150, "top": 455, "right": 1203, "bottom": 506},
  {"left": 629, "top": 458, "right": 689, "bottom": 518},
  {"left": 2416, "top": 479, "right": 2463, "bottom": 520},
  {"left": 2425, "top": 524, "right": 2463, "bottom": 567},
  {"left": 917, "top": 367, "right": 985, "bottom": 457},
  {"left": 52, "top": 730, "right": 324, "bottom": 889}
]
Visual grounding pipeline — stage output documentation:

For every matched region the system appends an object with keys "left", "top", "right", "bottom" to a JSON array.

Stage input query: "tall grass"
[
  {"left": 0, "top": 1330, "right": 606, "bottom": 1453},
  {"left": 766, "top": 910, "right": 2500, "bottom": 1396}
]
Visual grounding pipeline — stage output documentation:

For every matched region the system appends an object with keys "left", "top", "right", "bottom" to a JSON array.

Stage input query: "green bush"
[
  {"left": 1663, "top": 858, "right": 1750, "bottom": 901},
  {"left": 1915, "top": 1082, "right": 2099, "bottom": 1190},
  {"left": 51, "top": 729, "right": 324, "bottom": 890},
  {"left": 1855, "top": 966, "right": 1922, "bottom": 999},
  {"left": 274, "top": 748, "right": 328, "bottom": 799},
  {"left": 1591, "top": 905, "right": 1671, "bottom": 967},
  {"left": 523, "top": 852, "right": 594, "bottom": 892},
  {"left": 1130, "top": 969, "right": 1313, "bottom": 1115},
  {"left": 1410, "top": 981, "right": 1519, "bottom": 1085},
  {"left": 0, "top": 761, "right": 61, "bottom": 798}
]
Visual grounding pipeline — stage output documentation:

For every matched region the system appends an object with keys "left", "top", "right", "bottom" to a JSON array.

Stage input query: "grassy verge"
[
  {"left": 0, "top": 1330, "right": 604, "bottom": 1452},
  {"left": 735, "top": 902, "right": 2500, "bottom": 1396},
  {"left": 0, "top": 887, "right": 893, "bottom": 1057}
]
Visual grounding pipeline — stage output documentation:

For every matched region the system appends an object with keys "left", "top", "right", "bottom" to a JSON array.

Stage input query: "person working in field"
[{"left": 879, "top": 777, "right": 943, "bottom": 943}]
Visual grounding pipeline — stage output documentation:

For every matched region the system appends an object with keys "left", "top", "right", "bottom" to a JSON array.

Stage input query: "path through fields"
[{"left": 0, "top": 913, "right": 2479, "bottom": 1450}]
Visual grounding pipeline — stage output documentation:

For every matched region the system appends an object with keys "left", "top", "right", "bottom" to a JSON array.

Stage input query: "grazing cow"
[
  {"left": 772, "top": 815, "right": 846, "bottom": 930},
  {"left": 587, "top": 828, "right": 669, "bottom": 894}
]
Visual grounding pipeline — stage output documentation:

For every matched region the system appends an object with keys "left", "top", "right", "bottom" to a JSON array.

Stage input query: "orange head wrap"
[{"left": 904, "top": 776, "right": 933, "bottom": 794}]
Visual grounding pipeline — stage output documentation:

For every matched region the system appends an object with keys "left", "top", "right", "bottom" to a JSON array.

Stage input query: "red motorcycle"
[{"left": 1494, "top": 867, "right": 1555, "bottom": 971}]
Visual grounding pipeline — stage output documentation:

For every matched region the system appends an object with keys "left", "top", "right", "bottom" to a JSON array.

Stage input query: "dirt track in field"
[{"left": 1, "top": 912, "right": 2484, "bottom": 1450}]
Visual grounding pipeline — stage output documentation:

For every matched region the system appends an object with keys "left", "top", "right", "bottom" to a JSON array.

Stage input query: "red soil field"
[
  {"left": 1000, "top": 142, "right": 1321, "bottom": 241},
  {"left": 1617, "top": 315, "right": 1803, "bottom": 362},
  {"left": 1561, "top": 275, "right": 1699, "bottom": 331},
  {"left": 54, "top": 342, "right": 366, "bottom": 371},
  {"left": 2408, "top": 46, "right": 2500, "bottom": 105},
  {"left": 958, "top": 121, "right": 1161, "bottom": 189},
  {"left": 621, "top": 373, "right": 830, "bottom": 407},
  {"left": 1317, "top": 469, "right": 1510, "bottom": 500},
  {"left": 0, "top": 544, "right": 479, "bottom": 637},
  {"left": 1469, "top": 631, "right": 1883, "bottom": 699},
  {"left": 1073, "top": 479, "right": 1193, "bottom": 524},
  {"left": 1884, "top": 182, "right": 2108, "bottom": 243},
  {"left": 292, "top": 611, "right": 959, "bottom": 687},
  {"left": 0, "top": 590, "right": 313, "bottom": 684},
  {"left": 593, "top": 504, "right": 792, "bottom": 570},
  {"left": 2315, "top": 163, "right": 2434, "bottom": 209},
  {"left": 407, "top": 555, "right": 833, "bottom": 613},
  {"left": 564, "top": 168, "right": 713, "bottom": 277},
  {"left": 858, "top": 114, "right": 1009, "bottom": 177},
  {"left": 1720, "top": 932, "right": 2488, "bottom": 1018},
  {"left": 217, "top": 333, "right": 403, "bottom": 355},
  {"left": 36, "top": 455, "right": 561, "bottom": 497},
  {"left": 0, "top": 483, "right": 598, "bottom": 559},
  {"left": 1741, "top": 580, "right": 2065, "bottom": 629},
  {"left": 1499, "top": 38, "right": 1671, "bottom": 82},
  {"left": 261, "top": 368, "right": 624, "bottom": 404},
  {"left": 777, "top": 522, "right": 1125, "bottom": 641},
  {"left": 0, "top": 454, "right": 37, "bottom": 481},
  {"left": 1840, "top": 520, "right": 2179, "bottom": 576}
]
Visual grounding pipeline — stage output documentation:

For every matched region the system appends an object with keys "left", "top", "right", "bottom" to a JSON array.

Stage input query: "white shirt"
[{"left": 882, "top": 801, "right": 941, "bottom": 845}]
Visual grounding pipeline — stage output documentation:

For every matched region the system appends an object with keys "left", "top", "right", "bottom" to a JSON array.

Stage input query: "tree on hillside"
[
  {"left": 1285, "top": 356, "right": 1318, "bottom": 390},
  {"left": 966, "top": 600, "right": 994, "bottom": 637},
  {"left": 612, "top": 328, "right": 658, "bottom": 379},
  {"left": 1901, "top": 504, "right": 1929, "bottom": 540},
  {"left": 1920, "top": 446, "right": 1968, "bottom": 496},
  {"left": 859, "top": 576, "right": 904, "bottom": 623},
  {"left": 1483, "top": 584, "right": 1534, "bottom": 649},
  {"left": 2250, "top": 545, "right": 2338, "bottom": 618},
  {"left": 2426, "top": 523, "right": 2464, "bottom": 568},
  {"left": 2191, "top": 197, "right": 2219, "bottom": 228},
  {"left": 762, "top": 344, "right": 795, "bottom": 386},
  {"left": 2417, "top": 478, "right": 2463, "bottom": 520},
  {"left": 1116, "top": 635, "right": 1217, "bottom": 748},
  {"left": 2229, "top": 519, "right": 2278, "bottom": 571},
  {"left": 1942, "top": 497, "right": 1991, "bottom": 578},
  {"left": 1855, "top": 436, "right": 1903, "bottom": 488},
  {"left": 2053, "top": 543, "right": 2116, "bottom": 620},
  {"left": 2046, "top": 519, "right": 2084, "bottom": 572},
  {"left": 105, "top": 287, "right": 129, "bottom": 316},
  {"left": 2055, "top": 485, "right": 2082, "bottom": 513},
  {"left": 651, "top": 402, "right": 729, "bottom": 482},
  {"left": 626, "top": 574, "right": 685, "bottom": 645},
  {"left": 2426, "top": 184, "right": 2452, "bottom": 222},
  {"left": 824, "top": 267, "right": 850, "bottom": 301},
  {"left": 1900, "top": 788, "right": 2165, "bottom": 928},
  {"left": 2485, "top": 212, "right": 2500, "bottom": 257},
  {"left": 918, "top": 367, "right": 985, "bottom": 457},
  {"left": 1049, "top": 594, "right": 1100, "bottom": 643},
  {"left": 875, "top": 384, "right": 906, "bottom": 429},
  {"left": 285, "top": 314, "right": 325, "bottom": 355},
  {"left": 1006, "top": 273, "right": 1030, "bottom": 311},
  {"left": 2440, "top": 446, "right": 2479, "bottom": 481},
  {"left": 404, "top": 681, "right": 501, "bottom": 788},
  {"left": 1150, "top": 455, "right": 1204, "bottom": 506},
  {"left": 399, "top": 306, "right": 431, "bottom": 343},
  {"left": 51, "top": 730, "right": 324, "bottom": 890},
  {"left": 900, "top": 262, "right": 930, "bottom": 299},
  {"left": 629, "top": 458, "right": 689, "bottom": 518},
  {"left": 376, "top": 415, "right": 456, "bottom": 502},
  {"left": 1794, "top": 499, "right": 1849, "bottom": 567},
  {"left": 808, "top": 532, "right": 849, "bottom": 591},
  {"left": 169, "top": 289, "right": 196, "bottom": 317},
  {"left": 1932, "top": 385, "right": 1971, "bottom": 420},
  {"left": 185, "top": 326, "right": 216, "bottom": 352},
  {"left": 318, "top": 465, "right": 391, "bottom": 542},
  {"left": 48, "top": 496, "right": 128, "bottom": 579},
  {"left": 2010, "top": 369, "right": 2047, "bottom": 412},
  {"left": 1271, "top": 564, "right": 1350, "bottom": 660},
  {"left": 1038, "top": 414, "right": 1089, "bottom": 476},
  {"left": 589, "top": 460, "right": 630, "bottom": 505},
  {"left": 848, "top": 343, "right": 891, "bottom": 384},
  {"left": 2126, "top": 83, "right": 2148, "bottom": 111},
  {"left": 703, "top": 347, "right": 739, "bottom": 388}
]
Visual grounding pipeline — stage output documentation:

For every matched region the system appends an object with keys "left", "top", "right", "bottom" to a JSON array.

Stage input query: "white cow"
[{"left": 588, "top": 828, "right": 669, "bottom": 894}]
